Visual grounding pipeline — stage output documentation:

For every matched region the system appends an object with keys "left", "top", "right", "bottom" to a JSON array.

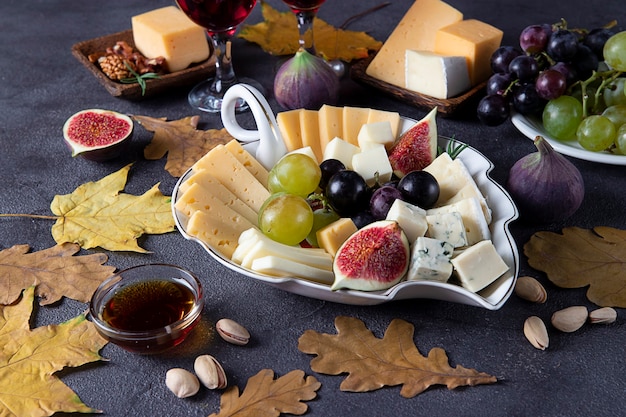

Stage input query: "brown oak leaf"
[
  {"left": 525, "top": 226, "right": 626, "bottom": 307},
  {"left": 0, "top": 242, "right": 115, "bottom": 306},
  {"left": 134, "top": 114, "right": 234, "bottom": 177},
  {"left": 298, "top": 316, "right": 496, "bottom": 398},
  {"left": 0, "top": 286, "right": 108, "bottom": 416},
  {"left": 209, "top": 369, "right": 320, "bottom": 417}
]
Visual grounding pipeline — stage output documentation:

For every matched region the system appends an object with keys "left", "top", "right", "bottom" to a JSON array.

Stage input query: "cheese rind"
[
  {"left": 405, "top": 50, "right": 471, "bottom": 99},
  {"left": 451, "top": 240, "right": 509, "bottom": 292},
  {"left": 407, "top": 237, "right": 454, "bottom": 282},
  {"left": 132, "top": 6, "right": 210, "bottom": 72}
]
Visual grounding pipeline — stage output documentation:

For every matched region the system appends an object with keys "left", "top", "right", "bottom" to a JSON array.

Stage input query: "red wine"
[
  {"left": 283, "top": 0, "right": 326, "bottom": 13},
  {"left": 176, "top": 0, "right": 257, "bottom": 34}
]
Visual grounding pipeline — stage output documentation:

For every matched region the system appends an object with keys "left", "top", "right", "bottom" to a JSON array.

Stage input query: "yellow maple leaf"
[
  {"left": 50, "top": 164, "right": 175, "bottom": 252},
  {"left": 0, "top": 286, "right": 108, "bottom": 416},
  {"left": 238, "top": 1, "right": 382, "bottom": 61}
]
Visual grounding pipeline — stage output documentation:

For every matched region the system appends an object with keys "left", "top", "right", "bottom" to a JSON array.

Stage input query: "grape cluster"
[{"left": 477, "top": 22, "right": 626, "bottom": 153}]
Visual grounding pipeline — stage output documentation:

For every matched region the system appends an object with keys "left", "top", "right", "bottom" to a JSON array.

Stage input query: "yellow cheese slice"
[
  {"left": 299, "top": 110, "right": 322, "bottom": 162},
  {"left": 318, "top": 104, "right": 344, "bottom": 152},
  {"left": 434, "top": 19, "right": 503, "bottom": 86},
  {"left": 131, "top": 6, "right": 210, "bottom": 72},
  {"left": 277, "top": 109, "right": 303, "bottom": 152},
  {"left": 342, "top": 107, "right": 370, "bottom": 146},
  {"left": 224, "top": 139, "right": 269, "bottom": 188},
  {"left": 316, "top": 218, "right": 358, "bottom": 257},
  {"left": 366, "top": 108, "right": 401, "bottom": 140},
  {"left": 365, "top": 0, "right": 463, "bottom": 88},
  {"left": 186, "top": 209, "right": 254, "bottom": 259}
]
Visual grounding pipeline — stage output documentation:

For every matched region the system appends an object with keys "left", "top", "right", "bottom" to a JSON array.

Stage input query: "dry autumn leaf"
[
  {"left": 209, "top": 369, "right": 320, "bottom": 417},
  {"left": 0, "top": 242, "right": 115, "bottom": 306},
  {"left": 298, "top": 316, "right": 496, "bottom": 398},
  {"left": 238, "top": 1, "right": 382, "bottom": 61},
  {"left": 50, "top": 164, "right": 175, "bottom": 252},
  {"left": 135, "top": 114, "right": 234, "bottom": 177},
  {"left": 525, "top": 226, "right": 626, "bottom": 307},
  {"left": 0, "top": 286, "right": 108, "bottom": 417}
]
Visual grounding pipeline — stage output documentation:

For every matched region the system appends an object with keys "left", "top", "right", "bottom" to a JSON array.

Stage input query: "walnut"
[{"left": 98, "top": 55, "right": 132, "bottom": 80}]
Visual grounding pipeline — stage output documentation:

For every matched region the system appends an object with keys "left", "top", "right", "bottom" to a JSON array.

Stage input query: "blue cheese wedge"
[
  {"left": 451, "top": 240, "right": 509, "bottom": 292},
  {"left": 407, "top": 237, "right": 454, "bottom": 282},
  {"left": 426, "top": 197, "right": 490, "bottom": 246},
  {"left": 386, "top": 199, "right": 428, "bottom": 244},
  {"left": 426, "top": 211, "right": 468, "bottom": 248}
]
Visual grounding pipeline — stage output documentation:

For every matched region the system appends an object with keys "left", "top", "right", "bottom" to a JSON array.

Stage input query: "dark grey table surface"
[{"left": 1, "top": 0, "right": 625, "bottom": 416}]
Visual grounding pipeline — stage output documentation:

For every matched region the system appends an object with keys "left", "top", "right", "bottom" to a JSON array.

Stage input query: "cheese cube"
[
  {"left": 451, "top": 240, "right": 509, "bottom": 292},
  {"left": 434, "top": 19, "right": 504, "bottom": 86},
  {"left": 323, "top": 137, "right": 360, "bottom": 169},
  {"left": 316, "top": 218, "right": 358, "bottom": 257},
  {"left": 358, "top": 122, "right": 396, "bottom": 151},
  {"left": 366, "top": 0, "right": 463, "bottom": 88},
  {"left": 407, "top": 237, "right": 454, "bottom": 282},
  {"left": 318, "top": 105, "right": 344, "bottom": 153},
  {"left": 426, "top": 198, "right": 490, "bottom": 245},
  {"left": 351, "top": 144, "right": 393, "bottom": 186},
  {"left": 367, "top": 109, "right": 401, "bottom": 140},
  {"left": 342, "top": 107, "right": 370, "bottom": 146},
  {"left": 277, "top": 109, "right": 303, "bottom": 152},
  {"left": 385, "top": 199, "right": 428, "bottom": 244},
  {"left": 132, "top": 6, "right": 210, "bottom": 72},
  {"left": 299, "top": 110, "right": 323, "bottom": 162},
  {"left": 405, "top": 50, "right": 471, "bottom": 99},
  {"left": 426, "top": 211, "right": 468, "bottom": 248}
]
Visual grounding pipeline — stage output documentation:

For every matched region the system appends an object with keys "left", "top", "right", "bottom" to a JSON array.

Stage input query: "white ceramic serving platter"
[
  {"left": 511, "top": 112, "right": 626, "bottom": 165},
  {"left": 172, "top": 118, "right": 520, "bottom": 309}
]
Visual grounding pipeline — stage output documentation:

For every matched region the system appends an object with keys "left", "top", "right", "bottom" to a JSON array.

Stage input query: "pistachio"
[
  {"left": 165, "top": 368, "right": 200, "bottom": 398},
  {"left": 589, "top": 307, "right": 617, "bottom": 324},
  {"left": 216, "top": 318, "right": 250, "bottom": 346},
  {"left": 514, "top": 276, "right": 547, "bottom": 303},
  {"left": 523, "top": 316, "right": 549, "bottom": 350},
  {"left": 194, "top": 354, "right": 227, "bottom": 390},
  {"left": 551, "top": 306, "right": 588, "bottom": 333}
]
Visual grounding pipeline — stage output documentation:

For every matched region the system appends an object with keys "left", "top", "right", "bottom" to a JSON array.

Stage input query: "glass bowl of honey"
[{"left": 89, "top": 264, "right": 204, "bottom": 354}]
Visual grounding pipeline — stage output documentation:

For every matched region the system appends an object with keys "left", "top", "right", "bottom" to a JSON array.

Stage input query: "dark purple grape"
[
  {"left": 572, "top": 44, "right": 599, "bottom": 81},
  {"left": 546, "top": 29, "right": 579, "bottom": 62},
  {"left": 535, "top": 69, "right": 567, "bottom": 100},
  {"left": 550, "top": 61, "right": 579, "bottom": 86},
  {"left": 490, "top": 46, "right": 522, "bottom": 74},
  {"left": 583, "top": 27, "right": 614, "bottom": 60},
  {"left": 519, "top": 24, "right": 551, "bottom": 53},
  {"left": 369, "top": 186, "right": 403, "bottom": 220},
  {"left": 486, "top": 72, "right": 514, "bottom": 96},
  {"left": 477, "top": 94, "right": 510, "bottom": 126},
  {"left": 513, "top": 84, "right": 546, "bottom": 115},
  {"left": 351, "top": 211, "right": 376, "bottom": 229},
  {"left": 508, "top": 55, "right": 539, "bottom": 81},
  {"left": 397, "top": 170, "right": 440, "bottom": 209},
  {"left": 325, "top": 170, "right": 369, "bottom": 216},
  {"left": 319, "top": 158, "right": 345, "bottom": 189}
]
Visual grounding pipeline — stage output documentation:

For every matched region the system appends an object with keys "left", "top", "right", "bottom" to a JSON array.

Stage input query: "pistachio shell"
[
  {"left": 524, "top": 316, "right": 549, "bottom": 350},
  {"left": 216, "top": 318, "right": 250, "bottom": 346},
  {"left": 165, "top": 368, "right": 200, "bottom": 398},
  {"left": 551, "top": 306, "right": 588, "bottom": 333},
  {"left": 514, "top": 276, "right": 547, "bottom": 303},
  {"left": 589, "top": 307, "right": 617, "bottom": 324},
  {"left": 194, "top": 354, "right": 227, "bottom": 390}
]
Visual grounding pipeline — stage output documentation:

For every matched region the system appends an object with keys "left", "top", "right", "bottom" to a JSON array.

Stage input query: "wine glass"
[
  {"left": 176, "top": 0, "right": 261, "bottom": 113},
  {"left": 282, "top": 0, "right": 327, "bottom": 54}
]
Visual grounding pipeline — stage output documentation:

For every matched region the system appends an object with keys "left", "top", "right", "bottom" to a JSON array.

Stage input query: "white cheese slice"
[
  {"left": 407, "top": 237, "right": 454, "bottom": 282},
  {"left": 251, "top": 256, "right": 335, "bottom": 285},
  {"left": 405, "top": 50, "right": 471, "bottom": 99},
  {"left": 385, "top": 199, "right": 428, "bottom": 244},
  {"left": 351, "top": 144, "right": 393, "bottom": 186},
  {"left": 451, "top": 240, "right": 509, "bottom": 292},
  {"left": 426, "top": 211, "right": 468, "bottom": 248}
]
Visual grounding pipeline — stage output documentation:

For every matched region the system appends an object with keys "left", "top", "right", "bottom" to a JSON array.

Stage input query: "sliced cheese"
[
  {"left": 342, "top": 107, "right": 370, "bottom": 146},
  {"left": 318, "top": 104, "right": 344, "bottom": 153},
  {"left": 405, "top": 50, "right": 471, "bottom": 99},
  {"left": 186, "top": 208, "right": 254, "bottom": 259},
  {"left": 276, "top": 109, "right": 303, "bottom": 152},
  {"left": 451, "top": 240, "right": 509, "bottom": 292},
  {"left": 434, "top": 19, "right": 504, "bottom": 86},
  {"left": 316, "top": 217, "right": 358, "bottom": 257},
  {"left": 224, "top": 139, "right": 269, "bottom": 188},
  {"left": 366, "top": 108, "right": 401, "bottom": 140},
  {"left": 251, "top": 256, "right": 335, "bottom": 285},
  {"left": 132, "top": 6, "right": 210, "bottom": 72},
  {"left": 365, "top": 0, "right": 463, "bottom": 88},
  {"left": 299, "top": 109, "right": 323, "bottom": 162}
]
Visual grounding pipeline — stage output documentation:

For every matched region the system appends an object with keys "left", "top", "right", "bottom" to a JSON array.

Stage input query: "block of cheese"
[
  {"left": 322, "top": 137, "right": 360, "bottom": 169},
  {"left": 365, "top": 0, "right": 463, "bottom": 88},
  {"left": 407, "top": 237, "right": 454, "bottom": 282},
  {"left": 426, "top": 211, "right": 468, "bottom": 248},
  {"left": 318, "top": 105, "right": 344, "bottom": 152},
  {"left": 299, "top": 110, "right": 323, "bottom": 162},
  {"left": 385, "top": 199, "right": 428, "bottom": 244},
  {"left": 186, "top": 208, "right": 254, "bottom": 259},
  {"left": 352, "top": 144, "right": 393, "bottom": 186},
  {"left": 224, "top": 140, "right": 269, "bottom": 188},
  {"left": 342, "top": 107, "right": 370, "bottom": 146},
  {"left": 405, "top": 50, "right": 471, "bottom": 99},
  {"left": 434, "top": 19, "right": 504, "bottom": 86},
  {"left": 426, "top": 197, "right": 490, "bottom": 246},
  {"left": 132, "top": 6, "right": 210, "bottom": 72},
  {"left": 366, "top": 109, "right": 401, "bottom": 140},
  {"left": 358, "top": 121, "right": 395, "bottom": 151},
  {"left": 451, "top": 240, "right": 509, "bottom": 292},
  {"left": 277, "top": 109, "right": 303, "bottom": 152},
  {"left": 316, "top": 218, "right": 358, "bottom": 257}
]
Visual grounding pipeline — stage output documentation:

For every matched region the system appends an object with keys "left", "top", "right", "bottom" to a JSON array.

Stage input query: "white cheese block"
[
  {"left": 287, "top": 146, "right": 319, "bottom": 164},
  {"left": 357, "top": 121, "right": 396, "bottom": 151},
  {"left": 385, "top": 199, "right": 428, "bottom": 244},
  {"left": 426, "top": 211, "right": 468, "bottom": 248},
  {"left": 351, "top": 144, "right": 393, "bottom": 186},
  {"left": 407, "top": 237, "right": 454, "bottom": 282},
  {"left": 405, "top": 50, "right": 471, "bottom": 99},
  {"left": 323, "top": 137, "right": 361, "bottom": 169},
  {"left": 426, "top": 197, "right": 490, "bottom": 245},
  {"left": 251, "top": 256, "right": 335, "bottom": 285},
  {"left": 451, "top": 240, "right": 509, "bottom": 292}
]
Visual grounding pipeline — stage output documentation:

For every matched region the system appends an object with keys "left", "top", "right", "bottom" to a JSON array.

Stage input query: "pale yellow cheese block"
[
  {"left": 342, "top": 107, "right": 370, "bottom": 146},
  {"left": 277, "top": 109, "right": 303, "bottom": 152},
  {"left": 366, "top": 108, "right": 402, "bottom": 140},
  {"left": 434, "top": 19, "right": 503, "bottom": 86},
  {"left": 224, "top": 139, "right": 269, "bottom": 188},
  {"left": 318, "top": 104, "right": 344, "bottom": 151},
  {"left": 186, "top": 209, "right": 254, "bottom": 259},
  {"left": 299, "top": 110, "right": 322, "bottom": 162},
  {"left": 192, "top": 144, "right": 270, "bottom": 213},
  {"left": 132, "top": 6, "right": 210, "bottom": 72},
  {"left": 365, "top": 0, "right": 463, "bottom": 88},
  {"left": 316, "top": 217, "right": 358, "bottom": 257}
]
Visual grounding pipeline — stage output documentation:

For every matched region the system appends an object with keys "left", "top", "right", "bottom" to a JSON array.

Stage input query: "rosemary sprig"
[
  {"left": 444, "top": 137, "right": 468, "bottom": 159},
  {"left": 120, "top": 61, "right": 160, "bottom": 96}
]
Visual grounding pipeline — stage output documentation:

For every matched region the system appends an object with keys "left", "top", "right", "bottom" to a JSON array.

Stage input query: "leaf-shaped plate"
[
  {"left": 172, "top": 118, "right": 519, "bottom": 309},
  {"left": 511, "top": 112, "right": 626, "bottom": 165}
]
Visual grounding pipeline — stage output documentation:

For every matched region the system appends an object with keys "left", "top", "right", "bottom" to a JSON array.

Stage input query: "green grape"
[
  {"left": 603, "top": 78, "right": 626, "bottom": 107},
  {"left": 306, "top": 207, "right": 340, "bottom": 247},
  {"left": 542, "top": 95, "right": 583, "bottom": 140},
  {"left": 602, "top": 105, "right": 626, "bottom": 129},
  {"left": 576, "top": 115, "right": 617, "bottom": 152},
  {"left": 259, "top": 193, "right": 314, "bottom": 246},
  {"left": 268, "top": 153, "right": 321, "bottom": 197},
  {"left": 615, "top": 124, "right": 626, "bottom": 154},
  {"left": 603, "top": 31, "right": 626, "bottom": 71}
]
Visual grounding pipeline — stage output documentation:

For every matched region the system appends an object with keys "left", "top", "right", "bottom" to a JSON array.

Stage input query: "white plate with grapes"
[
  {"left": 172, "top": 115, "right": 520, "bottom": 310},
  {"left": 512, "top": 112, "right": 626, "bottom": 165}
]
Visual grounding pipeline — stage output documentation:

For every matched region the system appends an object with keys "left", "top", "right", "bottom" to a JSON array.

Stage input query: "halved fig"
[
  {"left": 388, "top": 107, "right": 437, "bottom": 177},
  {"left": 62, "top": 109, "right": 133, "bottom": 161},
  {"left": 331, "top": 220, "right": 409, "bottom": 292}
]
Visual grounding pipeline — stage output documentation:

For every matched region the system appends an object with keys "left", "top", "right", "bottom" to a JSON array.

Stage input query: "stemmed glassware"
[
  {"left": 175, "top": 0, "right": 260, "bottom": 113},
  {"left": 282, "top": 0, "right": 327, "bottom": 54}
]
